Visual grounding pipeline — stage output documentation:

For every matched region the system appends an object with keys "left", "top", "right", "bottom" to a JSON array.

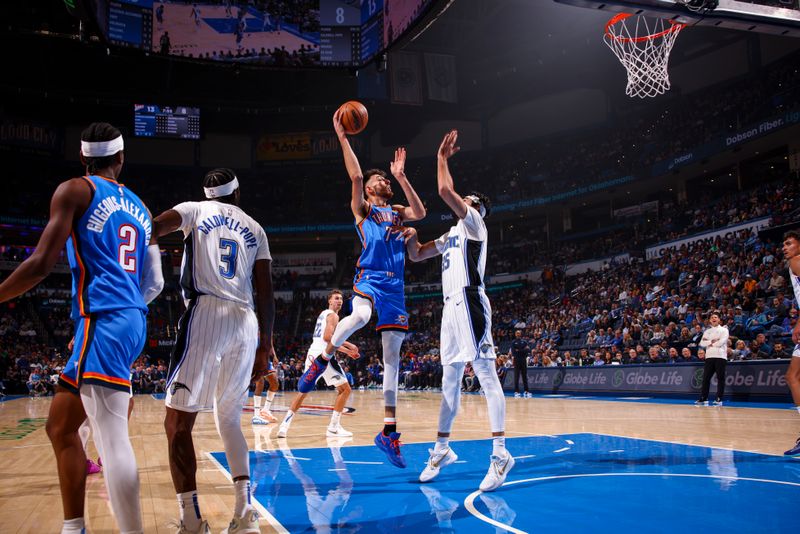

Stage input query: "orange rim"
[{"left": 604, "top": 13, "right": 685, "bottom": 43}]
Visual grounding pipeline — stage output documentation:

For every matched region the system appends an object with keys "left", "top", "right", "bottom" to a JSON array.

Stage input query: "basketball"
[{"left": 338, "top": 100, "right": 369, "bottom": 135}]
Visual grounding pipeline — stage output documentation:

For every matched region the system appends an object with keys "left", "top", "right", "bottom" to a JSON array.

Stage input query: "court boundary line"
[{"left": 204, "top": 451, "right": 290, "bottom": 534}]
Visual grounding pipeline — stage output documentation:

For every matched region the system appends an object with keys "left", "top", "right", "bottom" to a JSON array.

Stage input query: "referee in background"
[{"left": 511, "top": 330, "right": 531, "bottom": 398}]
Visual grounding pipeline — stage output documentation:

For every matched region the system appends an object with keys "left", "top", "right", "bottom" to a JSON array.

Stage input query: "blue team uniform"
[
  {"left": 59, "top": 175, "right": 151, "bottom": 393},
  {"left": 352, "top": 204, "right": 408, "bottom": 331}
]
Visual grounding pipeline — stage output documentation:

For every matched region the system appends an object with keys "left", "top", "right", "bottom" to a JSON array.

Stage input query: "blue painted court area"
[{"left": 210, "top": 433, "right": 800, "bottom": 533}]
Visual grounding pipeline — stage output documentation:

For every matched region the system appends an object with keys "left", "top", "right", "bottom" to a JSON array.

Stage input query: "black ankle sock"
[{"left": 383, "top": 424, "right": 397, "bottom": 435}]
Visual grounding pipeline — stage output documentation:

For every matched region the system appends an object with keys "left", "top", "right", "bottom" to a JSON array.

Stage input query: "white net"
[{"left": 604, "top": 14, "right": 685, "bottom": 99}]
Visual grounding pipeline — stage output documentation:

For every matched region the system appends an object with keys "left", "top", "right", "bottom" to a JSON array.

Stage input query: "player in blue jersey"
[
  {"left": 298, "top": 108, "right": 426, "bottom": 468},
  {"left": 0, "top": 122, "right": 163, "bottom": 534}
]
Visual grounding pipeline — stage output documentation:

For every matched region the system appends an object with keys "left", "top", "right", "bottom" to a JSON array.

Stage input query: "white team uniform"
[
  {"left": 434, "top": 206, "right": 495, "bottom": 366},
  {"left": 791, "top": 267, "right": 800, "bottom": 358},
  {"left": 305, "top": 309, "right": 348, "bottom": 387},
  {"left": 165, "top": 200, "right": 271, "bottom": 412}
]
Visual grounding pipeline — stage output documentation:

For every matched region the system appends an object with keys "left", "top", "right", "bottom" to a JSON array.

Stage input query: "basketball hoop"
[{"left": 604, "top": 13, "right": 686, "bottom": 99}]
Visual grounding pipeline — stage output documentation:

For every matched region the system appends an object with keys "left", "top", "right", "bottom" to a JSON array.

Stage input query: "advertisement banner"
[
  {"left": 613, "top": 200, "right": 659, "bottom": 219},
  {"left": 502, "top": 360, "right": 790, "bottom": 399},
  {"left": 255, "top": 132, "right": 312, "bottom": 161},
  {"left": 0, "top": 118, "right": 63, "bottom": 156},
  {"left": 645, "top": 217, "right": 771, "bottom": 260},
  {"left": 650, "top": 107, "right": 800, "bottom": 176}
]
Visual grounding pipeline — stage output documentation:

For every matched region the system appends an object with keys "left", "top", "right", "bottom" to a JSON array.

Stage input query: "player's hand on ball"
[
  {"left": 332, "top": 108, "right": 346, "bottom": 138},
  {"left": 438, "top": 129, "right": 460, "bottom": 160},
  {"left": 390, "top": 147, "right": 406, "bottom": 178}
]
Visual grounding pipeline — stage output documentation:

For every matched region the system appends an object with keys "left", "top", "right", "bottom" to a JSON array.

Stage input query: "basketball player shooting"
[
  {"left": 297, "top": 108, "right": 427, "bottom": 468},
  {"left": 0, "top": 122, "right": 163, "bottom": 534},
  {"left": 152, "top": 168, "right": 275, "bottom": 534},
  {"left": 395, "top": 129, "right": 514, "bottom": 491}
]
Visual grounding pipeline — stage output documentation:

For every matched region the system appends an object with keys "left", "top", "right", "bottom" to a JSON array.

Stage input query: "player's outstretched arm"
[
  {"left": 333, "top": 109, "right": 369, "bottom": 221},
  {"left": 0, "top": 179, "right": 91, "bottom": 303},
  {"left": 437, "top": 130, "right": 468, "bottom": 220},
  {"left": 400, "top": 226, "right": 441, "bottom": 263},
  {"left": 152, "top": 209, "right": 183, "bottom": 238},
  {"left": 390, "top": 147, "right": 427, "bottom": 222}
]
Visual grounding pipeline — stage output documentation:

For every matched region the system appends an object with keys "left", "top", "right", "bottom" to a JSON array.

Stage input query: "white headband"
[
  {"left": 81, "top": 135, "right": 124, "bottom": 157},
  {"left": 204, "top": 177, "right": 240, "bottom": 198},
  {"left": 466, "top": 195, "right": 486, "bottom": 217}
]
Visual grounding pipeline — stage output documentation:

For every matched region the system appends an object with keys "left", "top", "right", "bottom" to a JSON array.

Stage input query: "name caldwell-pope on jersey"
[{"left": 195, "top": 214, "right": 259, "bottom": 248}]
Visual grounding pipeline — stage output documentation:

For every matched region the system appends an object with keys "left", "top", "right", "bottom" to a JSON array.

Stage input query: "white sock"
[
  {"left": 177, "top": 491, "right": 201, "bottom": 530},
  {"left": 492, "top": 436, "right": 506, "bottom": 457},
  {"left": 254, "top": 395, "right": 261, "bottom": 409},
  {"left": 61, "top": 517, "right": 85, "bottom": 534},
  {"left": 264, "top": 390, "right": 275, "bottom": 411},
  {"left": 233, "top": 479, "right": 251, "bottom": 517},
  {"left": 434, "top": 436, "right": 449, "bottom": 453},
  {"left": 796, "top": 406, "right": 800, "bottom": 415},
  {"left": 282, "top": 410, "right": 295, "bottom": 427},
  {"left": 330, "top": 410, "right": 342, "bottom": 428}
]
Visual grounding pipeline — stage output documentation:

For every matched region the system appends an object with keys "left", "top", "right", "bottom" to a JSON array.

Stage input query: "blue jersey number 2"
[{"left": 219, "top": 239, "right": 239, "bottom": 279}]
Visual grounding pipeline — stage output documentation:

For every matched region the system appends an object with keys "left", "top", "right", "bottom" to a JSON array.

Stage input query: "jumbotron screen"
[
  {"left": 133, "top": 104, "right": 201, "bottom": 140},
  {"left": 95, "top": 0, "right": 437, "bottom": 67}
]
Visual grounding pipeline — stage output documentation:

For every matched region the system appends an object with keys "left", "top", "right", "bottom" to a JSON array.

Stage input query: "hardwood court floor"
[{"left": 0, "top": 390, "right": 796, "bottom": 533}]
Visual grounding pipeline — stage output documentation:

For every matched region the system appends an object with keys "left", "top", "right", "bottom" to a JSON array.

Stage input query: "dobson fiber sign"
[{"left": 502, "top": 360, "right": 790, "bottom": 400}]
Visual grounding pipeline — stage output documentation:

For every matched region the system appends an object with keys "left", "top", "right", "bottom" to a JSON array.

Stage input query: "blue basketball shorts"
[
  {"left": 353, "top": 270, "right": 408, "bottom": 332},
  {"left": 59, "top": 308, "right": 147, "bottom": 393}
]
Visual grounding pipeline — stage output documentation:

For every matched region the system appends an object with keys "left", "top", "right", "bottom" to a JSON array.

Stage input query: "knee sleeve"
[
  {"left": 381, "top": 330, "right": 404, "bottom": 407},
  {"left": 214, "top": 396, "right": 249, "bottom": 479},
  {"left": 438, "top": 363, "right": 466, "bottom": 434},
  {"left": 330, "top": 296, "right": 373, "bottom": 348},
  {"left": 472, "top": 359, "right": 506, "bottom": 433},
  {"left": 81, "top": 385, "right": 142, "bottom": 534}
]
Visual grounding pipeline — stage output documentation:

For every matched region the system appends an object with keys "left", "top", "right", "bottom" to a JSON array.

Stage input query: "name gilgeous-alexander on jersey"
[
  {"left": 66, "top": 175, "right": 152, "bottom": 320},
  {"left": 308, "top": 309, "right": 335, "bottom": 354},
  {"left": 172, "top": 201, "right": 271, "bottom": 308},
  {"left": 434, "top": 207, "right": 488, "bottom": 298}
]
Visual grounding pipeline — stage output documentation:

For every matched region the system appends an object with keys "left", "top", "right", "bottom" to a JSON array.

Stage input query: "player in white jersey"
[
  {"left": 278, "top": 290, "right": 359, "bottom": 438},
  {"left": 396, "top": 130, "right": 512, "bottom": 491},
  {"left": 781, "top": 230, "right": 800, "bottom": 457},
  {"left": 152, "top": 168, "right": 275, "bottom": 534}
]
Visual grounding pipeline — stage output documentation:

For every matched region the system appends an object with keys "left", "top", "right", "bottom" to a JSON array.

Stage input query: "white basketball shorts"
[
  {"left": 166, "top": 295, "right": 259, "bottom": 412},
  {"left": 440, "top": 287, "right": 496, "bottom": 366}
]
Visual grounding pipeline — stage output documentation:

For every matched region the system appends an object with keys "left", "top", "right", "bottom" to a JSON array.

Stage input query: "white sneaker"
[
  {"left": 419, "top": 447, "right": 458, "bottom": 482},
  {"left": 326, "top": 424, "right": 353, "bottom": 437},
  {"left": 479, "top": 451, "right": 515, "bottom": 492},
  {"left": 171, "top": 519, "right": 211, "bottom": 534},
  {"left": 513, "top": 392, "right": 521, "bottom": 398},
  {"left": 252, "top": 415, "right": 270, "bottom": 425},
  {"left": 277, "top": 423, "right": 289, "bottom": 438},
  {"left": 258, "top": 409, "right": 277, "bottom": 423},
  {"left": 221, "top": 506, "right": 260, "bottom": 534},
  {"left": 523, "top": 392, "right": 532, "bottom": 398}
]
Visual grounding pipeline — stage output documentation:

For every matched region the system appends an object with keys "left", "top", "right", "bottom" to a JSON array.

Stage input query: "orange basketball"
[{"left": 338, "top": 100, "right": 368, "bottom": 135}]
